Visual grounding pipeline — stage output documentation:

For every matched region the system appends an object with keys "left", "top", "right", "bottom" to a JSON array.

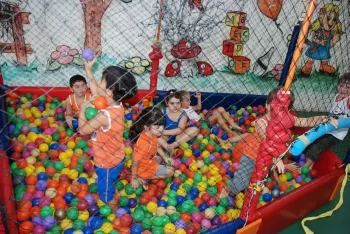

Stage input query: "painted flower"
[
  {"left": 271, "top": 64, "right": 283, "bottom": 80},
  {"left": 50, "top": 45, "right": 79, "bottom": 65},
  {"left": 120, "top": 56, "right": 151, "bottom": 74}
]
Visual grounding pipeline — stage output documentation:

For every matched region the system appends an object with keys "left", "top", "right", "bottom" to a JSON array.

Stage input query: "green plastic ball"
[
  {"left": 67, "top": 207, "right": 79, "bottom": 220},
  {"left": 100, "top": 205, "right": 112, "bottom": 216},
  {"left": 40, "top": 206, "right": 53, "bottom": 218},
  {"left": 85, "top": 107, "right": 98, "bottom": 120}
]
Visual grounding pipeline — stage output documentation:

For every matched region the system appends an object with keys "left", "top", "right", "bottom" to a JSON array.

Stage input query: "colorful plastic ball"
[
  {"left": 116, "top": 208, "right": 127, "bottom": 217},
  {"left": 131, "top": 223, "right": 143, "bottom": 234},
  {"left": 66, "top": 208, "right": 79, "bottom": 220},
  {"left": 211, "top": 216, "right": 221, "bottom": 226},
  {"left": 301, "top": 166, "right": 310, "bottom": 174},
  {"left": 54, "top": 208, "right": 66, "bottom": 221},
  {"left": 120, "top": 214, "right": 133, "bottom": 227},
  {"left": 271, "top": 189, "right": 280, "bottom": 198},
  {"left": 82, "top": 48, "right": 95, "bottom": 61},
  {"left": 88, "top": 204, "right": 99, "bottom": 216},
  {"left": 40, "top": 206, "right": 53, "bottom": 218},
  {"left": 201, "top": 219, "right": 211, "bottom": 229},
  {"left": 33, "top": 225, "right": 46, "bottom": 233},
  {"left": 99, "top": 205, "right": 111, "bottom": 216},
  {"left": 295, "top": 175, "right": 303, "bottom": 184},
  {"left": 174, "top": 219, "right": 186, "bottom": 229},
  {"left": 37, "top": 172, "right": 48, "bottom": 181},
  {"left": 42, "top": 216, "right": 56, "bottom": 229},
  {"left": 129, "top": 198, "right": 137, "bottom": 208},
  {"left": 263, "top": 193, "right": 273, "bottom": 202},
  {"left": 88, "top": 216, "right": 103, "bottom": 230}
]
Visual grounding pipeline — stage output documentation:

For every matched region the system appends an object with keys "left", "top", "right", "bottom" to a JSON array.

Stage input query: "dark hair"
[
  {"left": 129, "top": 107, "right": 165, "bottom": 141},
  {"left": 163, "top": 89, "right": 182, "bottom": 106},
  {"left": 69, "top": 75, "right": 87, "bottom": 87},
  {"left": 102, "top": 66, "right": 138, "bottom": 102},
  {"left": 266, "top": 86, "right": 294, "bottom": 109}
]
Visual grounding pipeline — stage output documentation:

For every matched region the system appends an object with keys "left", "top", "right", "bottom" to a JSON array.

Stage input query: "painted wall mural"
[
  {"left": 0, "top": 0, "right": 349, "bottom": 111},
  {"left": 301, "top": 3, "right": 342, "bottom": 76}
]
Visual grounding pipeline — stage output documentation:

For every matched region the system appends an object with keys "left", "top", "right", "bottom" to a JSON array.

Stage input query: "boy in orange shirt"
[{"left": 65, "top": 75, "right": 91, "bottom": 128}]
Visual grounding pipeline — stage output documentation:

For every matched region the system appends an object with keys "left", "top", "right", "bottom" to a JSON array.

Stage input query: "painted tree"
[{"left": 81, "top": 0, "right": 112, "bottom": 55}]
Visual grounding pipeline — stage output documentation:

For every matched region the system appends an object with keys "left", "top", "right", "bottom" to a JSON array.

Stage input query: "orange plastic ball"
[{"left": 94, "top": 96, "right": 107, "bottom": 110}]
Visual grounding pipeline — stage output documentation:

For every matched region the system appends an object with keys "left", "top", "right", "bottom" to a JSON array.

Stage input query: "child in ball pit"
[
  {"left": 158, "top": 89, "right": 200, "bottom": 153},
  {"left": 302, "top": 72, "right": 350, "bottom": 170},
  {"left": 220, "top": 86, "right": 338, "bottom": 197},
  {"left": 64, "top": 75, "right": 92, "bottom": 128},
  {"left": 179, "top": 90, "right": 243, "bottom": 136},
  {"left": 78, "top": 57, "right": 137, "bottom": 210},
  {"left": 129, "top": 107, "right": 174, "bottom": 190}
]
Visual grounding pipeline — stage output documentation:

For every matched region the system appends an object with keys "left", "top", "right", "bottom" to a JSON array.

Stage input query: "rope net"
[{"left": 0, "top": 0, "right": 349, "bottom": 233}]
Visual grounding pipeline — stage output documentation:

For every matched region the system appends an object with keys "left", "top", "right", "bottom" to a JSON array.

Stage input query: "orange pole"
[{"left": 284, "top": 0, "right": 317, "bottom": 91}]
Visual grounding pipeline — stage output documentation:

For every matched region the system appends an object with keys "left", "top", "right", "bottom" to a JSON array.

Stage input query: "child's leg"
[
  {"left": 149, "top": 165, "right": 175, "bottom": 179},
  {"left": 228, "top": 133, "right": 250, "bottom": 143},
  {"left": 303, "top": 134, "right": 341, "bottom": 168},
  {"left": 95, "top": 160, "right": 125, "bottom": 213},
  {"left": 209, "top": 107, "right": 241, "bottom": 132},
  {"left": 169, "top": 127, "right": 199, "bottom": 150},
  {"left": 229, "top": 154, "right": 255, "bottom": 194},
  {"left": 158, "top": 136, "right": 173, "bottom": 153}
]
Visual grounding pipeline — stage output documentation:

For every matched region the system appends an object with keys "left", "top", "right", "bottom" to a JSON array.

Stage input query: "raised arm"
[
  {"left": 192, "top": 92, "right": 202, "bottom": 111},
  {"left": 84, "top": 58, "right": 99, "bottom": 96}
]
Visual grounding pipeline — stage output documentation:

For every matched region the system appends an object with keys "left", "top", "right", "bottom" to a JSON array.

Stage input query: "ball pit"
[{"left": 0, "top": 89, "right": 344, "bottom": 234}]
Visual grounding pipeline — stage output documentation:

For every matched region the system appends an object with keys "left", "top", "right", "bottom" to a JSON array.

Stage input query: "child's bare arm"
[
  {"left": 84, "top": 58, "right": 99, "bottom": 96},
  {"left": 255, "top": 118, "right": 268, "bottom": 140},
  {"left": 162, "top": 114, "right": 187, "bottom": 136},
  {"left": 65, "top": 98, "right": 74, "bottom": 127},
  {"left": 158, "top": 146, "right": 174, "bottom": 166},
  {"left": 192, "top": 92, "right": 202, "bottom": 111},
  {"left": 294, "top": 116, "right": 338, "bottom": 128}
]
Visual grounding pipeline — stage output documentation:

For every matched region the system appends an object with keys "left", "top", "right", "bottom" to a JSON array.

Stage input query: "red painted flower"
[{"left": 50, "top": 45, "right": 79, "bottom": 65}]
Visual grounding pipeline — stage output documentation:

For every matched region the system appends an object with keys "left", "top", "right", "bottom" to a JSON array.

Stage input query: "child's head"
[
  {"left": 163, "top": 89, "right": 182, "bottom": 112},
  {"left": 129, "top": 107, "right": 165, "bottom": 141},
  {"left": 99, "top": 66, "right": 137, "bottom": 103},
  {"left": 179, "top": 90, "right": 191, "bottom": 108},
  {"left": 266, "top": 86, "right": 295, "bottom": 111},
  {"left": 69, "top": 75, "right": 87, "bottom": 97},
  {"left": 337, "top": 72, "right": 350, "bottom": 97}
]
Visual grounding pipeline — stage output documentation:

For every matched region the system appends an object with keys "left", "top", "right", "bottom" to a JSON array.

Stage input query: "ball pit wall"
[
  {"left": 0, "top": 86, "right": 345, "bottom": 234},
  {"left": 0, "top": 90, "right": 18, "bottom": 234}
]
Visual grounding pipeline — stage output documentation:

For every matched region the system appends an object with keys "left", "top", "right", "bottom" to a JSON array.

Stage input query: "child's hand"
[
  {"left": 285, "top": 163, "right": 299, "bottom": 172},
  {"left": 194, "top": 92, "right": 201, "bottom": 99},
  {"left": 66, "top": 118, "right": 73, "bottom": 128},
  {"left": 84, "top": 57, "right": 97, "bottom": 70},
  {"left": 329, "top": 117, "right": 338, "bottom": 128},
  {"left": 131, "top": 177, "right": 139, "bottom": 190},
  {"left": 165, "top": 157, "right": 174, "bottom": 166},
  {"left": 274, "top": 158, "right": 285, "bottom": 174},
  {"left": 81, "top": 100, "right": 94, "bottom": 110}
]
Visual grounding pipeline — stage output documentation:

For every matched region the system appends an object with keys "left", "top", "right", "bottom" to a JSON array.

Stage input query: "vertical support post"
[{"left": 11, "top": 7, "right": 28, "bottom": 65}]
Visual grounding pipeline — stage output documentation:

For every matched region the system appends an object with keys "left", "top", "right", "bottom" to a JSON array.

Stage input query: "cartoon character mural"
[{"left": 301, "top": 3, "right": 342, "bottom": 76}]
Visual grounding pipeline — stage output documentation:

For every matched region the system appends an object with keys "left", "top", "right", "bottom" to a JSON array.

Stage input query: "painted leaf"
[
  {"left": 131, "top": 57, "right": 141, "bottom": 63},
  {"left": 140, "top": 59, "right": 150, "bottom": 67},
  {"left": 132, "top": 66, "right": 146, "bottom": 74},
  {"left": 73, "top": 56, "right": 84, "bottom": 66},
  {"left": 125, "top": 62, "right": 134, "bottom": 69},
  {"left": 47, "top": 60, "right": 61, "bottom": 71}
]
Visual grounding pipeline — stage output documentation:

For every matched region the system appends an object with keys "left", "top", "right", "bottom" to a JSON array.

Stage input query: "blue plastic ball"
[
  {"left": 199, "top": 203, "right": 209, "bottom": 211},
  {"left": 64, "top": 228, "right": 75, "bottom": 234},
  {"left": 50, "top": 143, "right": 59, "bottom": 150},
  {"left": 211, "top": 127, "right": 219, "bottom": 135},
  {"left": 131, "top": 224, "right": 143, "bottom": 234},
  {"left": 89, "top": 216, "right": 103, "bottom": 230},
  {"left": 77, "top": 178, "right": 88, "bottom": 184},
  {"left": 227, "top": 171, "right": 234, "bottom": 178},
  {"left": 238, "top": 117, "right": 245, "bottom": 125},
  {"left": 221, "top": 133, "right": 228, "bottom": 140},
  {"left": 190, "top": 188, "right": 199, "bottom": 196},
  {"left": 170, "top": 183, "right": 179, "bottom": 191},
  {"left": 158, "top": 200, "right": 168, "bottom": 207},
  {"left": 32, "top": 197, "right": 40, "bottom": 206},
  {"left": 176, "top": 196, "right": 185, "bottom": 205},
  {"left": 193, "top": 149, "right": 201, "bottom": 157},
  {"left": 82, "top": 226, "right": 94, "bottom": 234},
  {"left": 126, "top": 113, "right": 133, "bottom": 120},
  {"left": 37, "top": 172, "right": 48, "bottom": 181},
  {"left": 82, "top": 48, "right": 95, "bottom": 62},
  {"left": 219, "top": 149, "right": 226, "bottom": 154},
  {"left": 64, "top": 192, "right": 75, "bottom": 204},
  {"left": 263, "top": 193, "right": 273, "bottom": 202},
  {"left": 72, "top": 119, "right": 79, "bottom": 129}
]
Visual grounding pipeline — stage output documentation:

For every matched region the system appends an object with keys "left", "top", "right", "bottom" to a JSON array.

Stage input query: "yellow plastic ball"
[
  {"left": 208, "top": 177, "right": 217, "bottom": 186},
  {"left": 235, "top": 198, "right": 243, "bottom": 209},
  {"left": 100, "top": 222, "right": 113, "bottom": 233},
  {"left": 189, "top": 162, "right": 198, "bottom": 171},
  {"left": 196, "top": 134, "right": 203, "bottom": 140},
  {"left": 174, "top": 170, "right": 182, "bottom": 177},
  {"left": 184, "top": 149, "right": 192, "bottom": 157},
  {"left": 279, "top": 174, "right": 288, "bottom": 183},
  {"left": 125, "top": 159, "right": 132, "bottom": 168},
  {"left": 17, "top": 134, "right": 26, "bottom": 142},
  {"left": 61, "top": 168, "right": 70, "bottom": 176},
  {"left": 39, "top": 143, "right": 49, "bottom": 152},
  {"left": 201, "top": 150, "right": 210, "bottom": 158},
  {"left": 200, "top": 139, "right": 209, "bottom": 145},
  {"left": 180, "top": 142, "right": 189, "bottom": 150},
  {"left": 175, "top": 228, "right": 186, "bottom": 234},
  {"left": 59, "top": 152, "right": 68, "bottom": 161},
  {"left": 43, "top": 135, "right": 52, "bottom": 144},
  {"left": 197, "top": 160, "right": 204, "bottom": 168},
  {"left": 176, "top": 188, "right": 186, "bottom": 196},
  {"left": 63, "top": 159, "right": 71, "bottom": 167},
  {"left": 146, "top": 201, "right": 158, "bottom": 213},
  {"left": 24, "top": 165, "right": 35, "bottom": 176},
  {"left": 107, "top": 214, "right": 116, "bottom": 222},
  {"left": 60, "top": 219, "right": 73, "bottom": 230},
  {"left": 52, "top": 173, "right": 61, "bottom": 181},
  {"left": 164, "top": 223, "right": 176, "bottom": 233},
  {"left": 67, "top": 141, "right": 76, "bottom": 149},
  {"left": 35, "top": 166, "right": 46, "bottom": 173},
  {"left": 200, "top": 165, "right": 209, "bottom": 174},
  {"left": 73, "top": 231, "right": 83, "bottom": 234},
  {"left": 65, "top": 149, "right": 74, "bottom": 157},
  {"left": 197, "top": 182, "right": 207, "bottom": 192},
  {"left": 97, "top": 200, "right": 105, "bottom": 207},
  {"left": 125, "top": 146, "right": 133, "bottom": 155},
  {"left": 68, "top": 169, "right": 79, "bottom": 180}
]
